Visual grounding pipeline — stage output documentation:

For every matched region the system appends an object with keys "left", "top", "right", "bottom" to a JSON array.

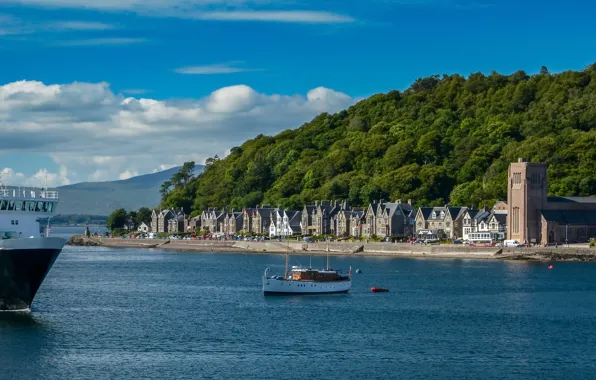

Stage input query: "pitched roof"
[
  {"left": 547, "top": 196, "right": 596, "bottom": 204},
  {"left": 255, "top": 208, "right": 275, "bottom": 217},
  {"left": 491, "top": 213, "right": 507, "bottom": 225},
  {"left": 418, "top": 207, "right": 433, "bottom": 220},
  {"left": 541, "top": 210, "right": 596, "bottom": 225},
  {"left": 447, "top": 206, "right": 467, "bottom": 220},
  {"left": 288, "top": 211, "right": 302, "bottom": 228}
]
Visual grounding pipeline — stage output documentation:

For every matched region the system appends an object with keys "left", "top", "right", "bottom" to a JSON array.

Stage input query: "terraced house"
[
  {"left": 250, "top": 206, "right": 275, "bottom": 234},
  {"left": 151, "top": 209, "right": 182, "bottom": 233},
  {"left": 269, "top": 209, "right": 302, "bottom": 237},
  {"left": 223, "top": 211, "right": 243, "bottom": 235},
  {"left": 415, "top": 205, "right": 468, "bottom": 240},
  {"left": 361, "top": 200, "right": 415, "bottom": 238},
  {"left": 201, "top": 208, "right": 224, "bottom": 233}
]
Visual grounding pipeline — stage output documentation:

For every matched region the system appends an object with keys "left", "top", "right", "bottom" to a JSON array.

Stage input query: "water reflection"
[{"left": 0, "top": 311, "right": 41, "bottom": 328}]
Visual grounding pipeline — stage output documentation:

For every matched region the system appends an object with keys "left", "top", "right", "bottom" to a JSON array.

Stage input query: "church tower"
[{"left": 507, "top": 159, "right": 548, "bottom": 244}]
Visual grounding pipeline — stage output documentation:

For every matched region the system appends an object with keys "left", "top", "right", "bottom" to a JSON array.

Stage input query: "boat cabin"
[{"left": 290, "top": 267, "right": 343, "bottom": 282}]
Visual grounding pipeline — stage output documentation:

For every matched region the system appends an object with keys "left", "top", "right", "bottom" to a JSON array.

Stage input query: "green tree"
[
  {"left": 106, "top": 209, "right": 128, "bottom": 231},
  {"left": 136, "top": 207, "right": 152, "bottom": 226}
]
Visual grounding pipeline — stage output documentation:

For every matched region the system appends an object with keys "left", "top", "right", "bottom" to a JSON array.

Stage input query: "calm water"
[{"left": 1, "top": 244, "right": 596, "bottom": 379}]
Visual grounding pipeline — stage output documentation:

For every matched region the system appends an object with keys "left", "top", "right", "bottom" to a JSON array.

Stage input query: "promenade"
[{"left": 68, "top": 236, "right": 596, "bottom": 262}]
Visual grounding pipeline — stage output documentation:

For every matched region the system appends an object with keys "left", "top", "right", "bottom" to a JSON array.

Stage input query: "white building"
[
  {"left": 137, "top": 222, "right": 149, "bottom": 233},
  {"left": 269, "top": 209, "right": 302, "bottom": 237}
]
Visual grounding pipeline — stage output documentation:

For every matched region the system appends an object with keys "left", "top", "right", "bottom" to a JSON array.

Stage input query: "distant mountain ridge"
[{"left": 56, "top": 165, "right": 203, "bottom": 216}]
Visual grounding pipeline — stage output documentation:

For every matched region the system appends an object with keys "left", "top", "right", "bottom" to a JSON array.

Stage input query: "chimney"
[{"left": 396, "top": 199, "right": 401, "bottom": 204}]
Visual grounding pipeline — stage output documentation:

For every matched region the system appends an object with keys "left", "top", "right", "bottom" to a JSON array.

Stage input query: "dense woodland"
[{"left": 160, "top": 64, "right": 596, "bottom": 216}]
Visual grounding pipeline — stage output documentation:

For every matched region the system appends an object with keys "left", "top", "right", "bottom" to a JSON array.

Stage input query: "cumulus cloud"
[
  {"left": 1, "top": 166, "right": 70, "bottom": 187},
  {"left": 0, "top": 79, "right": 356, "bottom": 185},
  {"left": 119, "top": 170, "right": 139, "bottom": 180}
]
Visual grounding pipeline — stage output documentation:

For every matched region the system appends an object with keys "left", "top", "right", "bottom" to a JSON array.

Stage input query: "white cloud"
[
  {"left": 1, "top": 166, "right": 70, "bottom": 187},
  {"left": 0, "top": 15, "right": 117, "bottom": 36},
  {"left": 54, "top": 38, "right": 148, "bottom": 46},
  {"left": 190, "top": 11, "right": 355, "bottom": 23},
  {"left": 5, "top": 1, "right": 356, "bottom": 23},
  {"left": 174, "top": 61, "right": 262, "bottom": 75},
  {"left": 47, "top": 21, "right": 116, "bottom": 31},
  {"left": 119, "top": 170, "right": 139, "bottom": 180},
  {"left": 122, "top": 89, "right": 151, "bottom": 95},
  {"left": 0, "top": 79, "right": 356, "bottom": 184}
]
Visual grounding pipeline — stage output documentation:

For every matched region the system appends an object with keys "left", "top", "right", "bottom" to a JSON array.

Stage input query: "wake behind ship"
[{"left": 0, "top": 186, "right": 65, "bottom": 311}]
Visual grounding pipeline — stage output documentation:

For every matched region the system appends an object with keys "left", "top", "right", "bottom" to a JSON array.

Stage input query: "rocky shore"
[{"left": 66, "top": 235, "right": 596, "bottom": 262}]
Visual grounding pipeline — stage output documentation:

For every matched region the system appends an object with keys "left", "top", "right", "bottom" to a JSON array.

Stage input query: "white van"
[
  {"left": 148, "top": 233, "right": 157, "bottom": 239},
  {"left": 503, "top": 240, "right": 521, "bottom": 247}
]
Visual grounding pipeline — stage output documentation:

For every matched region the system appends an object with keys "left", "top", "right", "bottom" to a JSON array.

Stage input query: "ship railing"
[{"left": 0, "top": 187, "right": 59, "bottom": 200}]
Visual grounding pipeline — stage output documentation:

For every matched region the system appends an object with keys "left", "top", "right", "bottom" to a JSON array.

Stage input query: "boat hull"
[
  {"left": 262, "top": 276, "right": 351, "bottom": 295},
  {"left": 0, "top": 238, "right": 65, "bottom": 311}
]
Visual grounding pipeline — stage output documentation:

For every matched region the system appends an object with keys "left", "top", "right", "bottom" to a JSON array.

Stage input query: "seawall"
[{"left": 67, "top": 236, "right": 596, "bottom": 262}]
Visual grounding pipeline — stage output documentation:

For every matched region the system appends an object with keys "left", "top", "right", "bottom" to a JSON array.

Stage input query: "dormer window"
[
  {"left": 440, "top": 211, "right": 445, "bottom": 219},
  {"left": 431, "top": 211, "right": 436, "bottom": 219}
]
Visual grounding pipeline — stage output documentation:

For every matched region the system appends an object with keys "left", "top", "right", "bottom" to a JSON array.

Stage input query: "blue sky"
[{"left": 0, "top": 0, "right": 595, "bottom": 186}]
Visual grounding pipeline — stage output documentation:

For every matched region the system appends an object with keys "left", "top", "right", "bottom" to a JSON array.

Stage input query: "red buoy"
[
  {"left": 371, "top": 287, "right": 389, "bottom": 293},
  {"left": 548, "top": 265, "right": 553, "bottom": 269}
]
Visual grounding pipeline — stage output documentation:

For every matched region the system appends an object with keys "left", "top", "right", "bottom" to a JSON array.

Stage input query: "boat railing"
[{"left": 0, "top": 187, "right": 59, "bottom": 200}]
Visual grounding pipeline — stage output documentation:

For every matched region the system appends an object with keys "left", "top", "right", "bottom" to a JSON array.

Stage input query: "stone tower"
[{"left": 507, "top": 158, "right": 548, "bottom": 244}]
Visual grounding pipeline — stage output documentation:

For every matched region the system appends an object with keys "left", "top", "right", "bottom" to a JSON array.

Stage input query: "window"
[
  {"left": 431, "top": 211, "right": 436, "bottom": 219},
  {"left": 440, "top": 211, "right": 445, "bottom": 219},
  {"left": 446, "top": 222, "right": 450, "bottom": 227}
]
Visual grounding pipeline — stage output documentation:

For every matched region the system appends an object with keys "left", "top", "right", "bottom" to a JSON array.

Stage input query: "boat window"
[
  {"left": 37, "top": 201, "right": 44, "bottom": 212},
  {"left": 15, "top": 200, "right": 23, "bottom": 211},
  {"left": 0, "top": 200, "right": 5, "bottom": 210},
  {"left": 29, "top": 201, "right": 36, "bottom": 211},
  {"left": 11, "top": 220, "right": 14, "bottom": 225},
  {"left": 15, "top": 220, "right": 18, "bottom": 225},
  {"left": 8, "top": 201, "right": 15, "bottom": 211}
]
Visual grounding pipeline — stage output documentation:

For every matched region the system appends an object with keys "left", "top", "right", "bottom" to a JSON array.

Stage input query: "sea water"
[{"left": 1, "top": 244, "right": 595, "bottom": 379}]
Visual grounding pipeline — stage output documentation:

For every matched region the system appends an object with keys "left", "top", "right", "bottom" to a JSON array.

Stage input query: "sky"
[{"left": 0, "top": 0, "right": 595, "bottom": 187}]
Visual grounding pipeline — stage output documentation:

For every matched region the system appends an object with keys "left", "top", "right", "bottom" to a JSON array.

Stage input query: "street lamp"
[{"left": 565, "top": 224, "right": 569, "bottom": 247}]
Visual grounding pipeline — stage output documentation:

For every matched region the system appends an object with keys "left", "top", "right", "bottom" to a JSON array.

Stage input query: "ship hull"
[
  {"left": 262, "top": 276, "right": 351, "bottom": 295},
  {"left": 0, "top": 238, "right": 65, "bottom": 311}
]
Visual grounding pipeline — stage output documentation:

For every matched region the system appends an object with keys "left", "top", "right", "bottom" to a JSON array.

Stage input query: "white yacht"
[{"left": 263, "top": 252, "right": 352, "bottom": 295}]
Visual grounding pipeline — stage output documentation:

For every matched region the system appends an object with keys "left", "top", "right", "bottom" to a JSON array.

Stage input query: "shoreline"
[{"left": 67, "top": 235, "right": 596, "bottom": 262}]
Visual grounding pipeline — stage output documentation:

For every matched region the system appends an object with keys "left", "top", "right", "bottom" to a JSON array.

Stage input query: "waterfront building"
[
  {"left": 508, "top": 158, "right": 596, "bottom": 245},
  {"left": 137, "top": 222, "right": 149, "bottom": 233},
  {"left": 414, "top": 205, "right": 468, "bottom": 240},
  {"left": 362, "top": 199, "right": 415, "bottom": 238}
]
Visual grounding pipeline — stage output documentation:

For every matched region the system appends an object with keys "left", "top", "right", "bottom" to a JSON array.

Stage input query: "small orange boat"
[{"left": 371, "top": 287, "right": 389, "bottom": 293}]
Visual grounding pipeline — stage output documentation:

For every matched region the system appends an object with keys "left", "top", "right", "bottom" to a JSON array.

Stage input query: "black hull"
[
  {"left": 0, "top": 249, "right": 61, "bottom": 311},
  {"left": 263, "top": 290, "right": 350, "bottom": 296}
]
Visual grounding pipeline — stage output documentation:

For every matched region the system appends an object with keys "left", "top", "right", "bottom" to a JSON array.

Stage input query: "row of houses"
[{"left": 141, "top": 199, "right": 508, "bottom": 241}]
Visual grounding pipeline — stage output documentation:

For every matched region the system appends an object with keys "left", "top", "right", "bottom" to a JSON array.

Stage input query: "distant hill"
[{"left": 57, "top": 165, "right": 203, "bottom": 215}]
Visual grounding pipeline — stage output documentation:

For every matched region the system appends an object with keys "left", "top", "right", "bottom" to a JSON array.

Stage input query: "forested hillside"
[{"left": 163, "top": 64, "right": 596, "bottom": 216}]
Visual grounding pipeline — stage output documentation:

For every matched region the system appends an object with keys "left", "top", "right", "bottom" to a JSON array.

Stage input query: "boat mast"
[{"left": 284, "top": 245, "right": 289, "bottom": 278}]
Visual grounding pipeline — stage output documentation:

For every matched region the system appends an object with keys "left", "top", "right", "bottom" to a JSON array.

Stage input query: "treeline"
[
  {"left": 160, "top": 64, "right": 596, "bottom": 216},
  {"left": 42, "top": 214, "right": 108, "bottom": 226},
  {"left": 106, "top": 207, "right": 152, "bottom": 231}
]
